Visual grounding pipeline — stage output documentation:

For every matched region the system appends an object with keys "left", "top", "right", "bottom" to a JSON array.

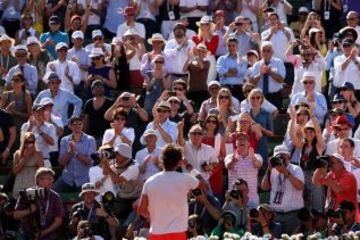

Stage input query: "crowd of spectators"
[{"left": 0, "top": 0, "right": 359, "bottom": 239}]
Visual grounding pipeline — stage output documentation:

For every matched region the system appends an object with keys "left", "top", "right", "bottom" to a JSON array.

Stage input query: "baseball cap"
[
  {"left": 39, "top": 97, "right": 54, "bottom": 107},
  {"left": 157, "top": 101, "right": 171, "bottom": 110},
  {"left": 273, "top": 144, "right": 290, "bottom": 156},
  {"left": 114, "top": 143, "right": 132, "bottom": 159},
  {"left": 55, "top": 42, "right": 68, "bottom": 51},
  {"left": 124, "top": 6, "right": 136, "bottom": 16},
  {"left": 298, "top": 7, "right": 309, "bottom": 14},
  {"left": 208, "top": 81, "right": 221, "bottom": 88},
  {"left": 92, "top": 29, "right": 103, "bottom": 39},
  {"left": 49, "top": 15, "right": 60, "bottom": 24},
  {"left": 26, "top": 36, "right": 40, "bottom": 46},
  {"left": 91, "top": 80, "right": 103, "bottom": 90},
  {"left": 72, "top": 31, "right": 84, "bottom": 40}
]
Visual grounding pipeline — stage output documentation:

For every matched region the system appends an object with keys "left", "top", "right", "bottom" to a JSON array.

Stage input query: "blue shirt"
[
  {"left": 250, "top": 108, "right": 273, "bottom": 161},
  {"left": 2, "top": 0, "right": 25, "bottom": 20},
  {"left": 250, "top": 58, "right": 286, "bottom": 93},
  {"left": 6, "top": 64, "right": 38, "bottom": 95},
  {"left": 290, "top": 91, "right": 328, "bottom": 125},
  {"left": 217, "top": 54, "right": 248, "bottom": 85},
  {"left": 229, "top": 32, "right": 258, "bottom": 56},
  {"left": 34, "top": 89, "right": 83, "bottom": 126},
  {"left": 59, "top": 133, "right": 96, "bottom": 187},
  {"left": 103, "top": 0, "right": 127, "bottom": 33},
  {"left": 39, "top": 31, "right": 69, "bottom": 60}
]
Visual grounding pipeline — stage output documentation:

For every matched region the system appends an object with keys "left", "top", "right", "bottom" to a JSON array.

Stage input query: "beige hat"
[
  {"left": 147, "top": 33, "right": 166, "bottom": 45},
  {"left": 143, "top": 129, "right": 157, "bottom": 138},
  {"left": 79, "top": 183, "right": 100, "bottom": 197},
  {"left": 157, "top": 101, "right": 171, "bottom": 110},
  {"left": 119, "top": 92, "right": 135, "bottom": 98},
  {"left": 0, "top": 34, "right": 14, "bottom": 46}
]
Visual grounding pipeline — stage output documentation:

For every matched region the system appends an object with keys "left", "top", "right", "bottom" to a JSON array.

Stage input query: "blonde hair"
[
  {"left": 20, "top": 132, "right": 36, "bottom": 156},
  {"left": 198, "top": 23, "right": 215, "bottom": 38},
  {"left": 217, "top": 88, "right": 234, "bottom": 111},
  {"left": 248, "top": 88, "right": 265, "bottom": 105}
]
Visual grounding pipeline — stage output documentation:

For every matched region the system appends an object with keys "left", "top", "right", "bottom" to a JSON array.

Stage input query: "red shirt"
[
  {"left": 192, "top": 35, "right": 219, "bottom": 55},
  {"left": 203, "top": 136, "right": 222, "bottom": 194}
]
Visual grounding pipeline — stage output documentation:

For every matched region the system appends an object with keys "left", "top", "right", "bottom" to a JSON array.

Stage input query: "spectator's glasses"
[
  {"left": 154, "top": 60, "right": 164, "bottom": 64},
  {"left": 335, "top": 127, "right": 349, "bottom": 131},
  {"left": 157, "top": 109, "right": 169, "bottom": 113},
  {"left": 342, "top": 43, "right": 352, "bottom": 48},
  {"left": 15, "top": 54, "right": 26, "bottom": 58},
  {"left": 340, "top": 87, "right": 350, "bottom": 92},
  {"left": 303, "top": 81, "right": 314, "bottom": 85},
  {"left": 261, "top": 48, "right": 272, "bottom": 53},
  {"left": 92, "top": 56, "right": 102, "bottom": 60},
  {"left": 250, "top": 96, "right": 261, "bottom": 100},
  {"left": 12, "top": 77, "right": 23, "bottom": 83},
  {"left": 174, "top": 87, "right": 184, "bottom": 92},
  {"left": 235, "top": 22, "right": 244, "bottom": 26},
  {"left": 347, "top": 17, "right": 358, "bottom": 21},
  {"left": 93, "top": 36, "right": 103, "bottom": 41},
  {"left": 219, "top": 95, "right": 229, "bottom": 100},
  {"left": 332, "top": 101, "right": 344, "bottom": 104},
  {"left": 25, "top": 140, "right": 35, "bottom": 144},
  {"left": 206, "top": 119, "right": 218, "bottom": 124},
  {"left": 190, "top": 132, "right": 203, "bottom": 136},
  {"left": 169, "top": 100, "right": 179, "bottom": 104},
  {"left": 114, "top": 116, "right": 126, "bottom": 121},
  {"left": 57, "top": 48, "right": 67, "bottom": 52}
]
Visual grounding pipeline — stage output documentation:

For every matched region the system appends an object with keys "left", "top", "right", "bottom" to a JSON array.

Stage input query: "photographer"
[
  {"left": 222, "top": 188, "right": 247, "bottom": 231},
  {"left": 249, "top": 204, "right": 282, "bottom": 239},
  {"left": 261, "top": 144, "right": 305, "bottom": 235},
  {"left": 210, "top": 211, "right": 244, "bottom": 240},
  {"left": 329, "top": 201, "right": 360, "bottom": 236},
  {"left": 313, "top": 154, "right": 358, "bottom": 216},
  {"left": 73, "top": 220, "right": 103, "bottom": 240},
  {"left": 13, "top": 167, "right": 64, "bottom": 240},
  {"left": 187, "top": 214, "right": 205, "bottom": 239},
  {"left": 0, "top": 192, "right": 18, "bottom": 239},
  {"left": 69, "top": 183, "right": 118, "bottom": 240},
  {"left": 189, "top": 188, "right": 221, "bottom": 234},
  {"left": 101, "top": 143, "right": 142, "bottom": 221}
]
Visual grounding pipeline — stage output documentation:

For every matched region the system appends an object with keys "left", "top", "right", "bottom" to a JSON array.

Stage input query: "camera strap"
[{"left": 40, "top": 195, "right": 50, "bottom": 227}]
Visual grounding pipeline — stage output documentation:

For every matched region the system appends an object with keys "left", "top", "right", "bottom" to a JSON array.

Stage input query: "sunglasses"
[
  {"left": 190, "top": 132, "right": 203, "bottom": 135},
  {"left": 114, "top": 117, "right": 126, "bottom": 121},
  {"left": 25, "top": 140, "right": 35, "bottom": 144},
  {"left": 169, "top": 100, "right": 179, "bottom": 104},
  {"left": 157, "top": 109, "right": 169, "bottom": 113},
  {"left": 219, "top": 95, "right": 229, "bottom": 99},
  {"left": 262, "top": 49, "right": 272, "bottom": 53},
  {"left": 174, "top": 87, "right": 183, "bottom": 91},
  {"left": 303, "top": 81, "right": 314, "bottom": 85},
  {"left": 335, "top": 127, "right": 349, "bottom": 131},
  {"left": 121, "top": 97, "right": 130, "bottom": 101},
  {"left": 333, "top": 101, "right": 344, "bottom": 104},
  {"left": 235, "top": 22, "right": 244, "bottom": 26},
  {"left": 57, "top": 48, "right": 67, "bottom": 52},
  {"left": 49, "top": 81, "right": 60, "bottom": 85},
  {"left": 93, "top": 37, "right": 103, "bottom": 41},
  {"left": 342, "top": 44, "right": 352, "bottom": 48},
  {"left": 15, "top": 54, "right": 26, "bottom": 58},
  {"left": 92, "top": 56, "right": 102, "bottom": 60},
  {"left": 251, "top": 96, "right": 261, "bottom": 100},
  {"left": 154, "top": 61, "right": 164, "bottom": 64},
  {"left": 239, "top": 120, "right": 249, "bottom": 124},
  {"left": 206, "top": 120, "right": 217, "bottom": 124},
  {"left": 340, "top": 87, "right": 349, "bottom": 91}
]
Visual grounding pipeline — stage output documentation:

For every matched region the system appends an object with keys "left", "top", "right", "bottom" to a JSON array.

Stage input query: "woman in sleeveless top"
[
  {"left": 290, "top": 110, "right": 325, "bottom": 212},
  {"left": 1, "top": 73, "right": 32, "bottom": 149},
  {"left": 12, "top": 132, "right": 44, "bottom": 197},
  {"left": 14, "top": 13, "right": 40, "bottom": 45}
]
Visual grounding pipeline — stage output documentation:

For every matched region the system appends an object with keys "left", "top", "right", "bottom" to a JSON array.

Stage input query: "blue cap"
[
  {"left": 332, "top": 93, "right": 345, "bottom": 103},
  {"left": 341, "top": 82, "right": 354, "bottom": 91}
]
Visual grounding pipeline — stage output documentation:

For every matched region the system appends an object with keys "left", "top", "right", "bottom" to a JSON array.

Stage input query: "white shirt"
[
  {"left": 135, "top": 147, "right": 162, "bottom": 181},
  {"left": 261, "top": 28, "right": 294, "bottom": 60},
  {"left": 45, "top": 60, "right": 81, "bottom": 93},
  {"left": 240, "top": 99, "right": 278, "bottom": 114},
  {"left": 291, "top": 57, "right": 327, "bottom": 96},
  {"left": 116, "top": 22, "right": 145, "bottom": 39},
  {"left": 128, "top": 49, "right": 142, "bottom": 71},
  {"left": 20, "top": 121, "right": 57, "bottom": 165},
  {"left": 179, "top": 0, "right": 208, "bottom": 17},
  {"left": 270, "top": 164, "right": 304, "bottom": 212},
  {"left": 355, "top": 26, "right": 360, "bottom": 46},
  {"left": 326, "top": 138, "right": 360, "bottom": 156},
  {"left": 47, "top": 114, "right": 63, "bottom": 152},
  {"left": 143, "top": 119, "right": 178, "bottom": 148},
  {"left": 67, "top": 47, "right": 91, "bottom": 82},
  {"left": 89, "top": 165, "right": 116, "bottom": 201},
  {"left": 102, "top": 128, "right": 135, "bottom": 147},
  {"left": 164, "top": 39, "right": 195, "bottom": 74},
  {"left": 334, "top": 54, "right": 360, "bottom": 89},
  {"left": 168, "top": 29, "right": 196, "bottom": 41},
  {"left": 184, "top": 142, "right": 218, "bottom": 181},
  {"left": 142, "top": 171, "right": 199, "bottom": 234},
  {"left": 224, "top": 153, "right": 263, "bottom": 205}
]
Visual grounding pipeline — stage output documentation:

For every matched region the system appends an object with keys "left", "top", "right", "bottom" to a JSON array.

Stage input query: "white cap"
[
  {"left": 92, "top": 29, "right": 103, "bottom": 39},
  {"left": 114, "top": 143, "right": 132, "bottom": 159},
  {"left": 208, "top": 80, "right": 221, "bottom": 88},
  {"left": 89, "top": 48, "right": 104, "bottom": 58},
  {"left": 196, "top": 16, "right": 212, "bottom": 26},
  {"left": 123, "top": 28, "right": 140, "bottom": 38},
  {"left": 26, "top": 36, "right": 40, "bottom": 46},
  {"left": 309, "top": 28, "right": 321, "bottom": 35},
  {"left": 301, "top": 71, "right": 316, "bottom": 82},
  {"left": 298, "top": 7, "right": 309, "bottom": 13},
  {"left": 72, "top": 31, "right": 84, "bottom": 39},
  {"left": 273, "top": 144, "right": 290, "bottom": 156},
  {"left": 39, "top": 97, "right": 54, "bottom": 106},
  {"left": 55, "top": 42, "right": 68, "bottom": 51}
]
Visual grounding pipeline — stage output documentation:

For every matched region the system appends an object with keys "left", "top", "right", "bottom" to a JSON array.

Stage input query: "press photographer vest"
[{"left": 114, "top": 159, "right": 143, "bottom": 199}]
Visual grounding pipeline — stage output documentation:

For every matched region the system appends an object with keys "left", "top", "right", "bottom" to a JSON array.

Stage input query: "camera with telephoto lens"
[
  {"left": 229, "top": 189, "right": 241, "bottom": 200},
  {"left": 192, "top": 188, "right": 202, "bottom": 196},
  {"left": 101, "top": 191, "right": 115, "bottom": 213},
  {"left": 249, "top": 208, "right": 260, "bottom": 219},
  {"left": 314, "top": 155, "right": 332, "bottom": 169},
  {"left": 18, "top": 187, "right": 48, "bottom": 207},
  {"left": 91, "top": 147, "right": 115, "bottom": 164},
  {"left": 269, "top": 156, "right": 283, "bottom": 167}
]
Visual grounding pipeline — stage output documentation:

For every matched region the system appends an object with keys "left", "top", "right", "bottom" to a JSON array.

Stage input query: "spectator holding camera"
[
  {"left": 69, "top": 183, "right": 119, "bottom": 239},
  {"left": 189, "top": 187, "right": 221, "bottom": 234},
  {"left": 53, "top": 117, "right": 96, "bottom": 192},
  {"left": 73, "top": 220, "right": 104, "bottom": 240},
  {"left": 178, "top": 124, "right": 218, "bottom": 188},
  {"left": 13, "top": 167, "right": 64, "bottom": 240},
  {"left": 313, "top": 154, "right": 358, "bottom": 218},
  {"left": 338, "top": 82, "right": 360, "bottom": 119},
  {"left": 210, "top": 210, "right": 244, "bottom": 239},
  {"left": 225, "top": 132, "right": 262, "bottom": 209},
  {"left": 222, "top": 188, "right": 248, "bottom": 231},
  {"left": 330, "top": 201, "right": 360, "bottom": 235},
  {"left": 101, "top": 143, "right": 142, "bottom": 221},
  {"left": 261, "top": 144, "right": 305, "bottom": 234},
  {"left": 249, "top": 204, "right": 283, "bottom": 239},
  {"left": 187, "top": 214, "right": 205, "bottom": 239}
]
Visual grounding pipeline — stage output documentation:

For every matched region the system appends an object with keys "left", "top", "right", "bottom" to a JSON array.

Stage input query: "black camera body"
[
  {"left": 314, "top": 155, "right": 331, "bottom": 169},
  {"left": 101, "top": 191, "right": 115, "bottom": 214},
  {"left": 229, "top": 189, "right": 241, "bottom": 200},
  {"left": 91, "top": 147, "right": 115, "bottom": 164},
  {"left": 249, "top": 208, "right": 260, "bottom": 219},
  {"left": 18, "top": 187, "right": 48, "bottom": 208},
  {"left": 192, "top": 188, "right": 202, "bottom": 196},
  {"left": 269, "top": 156, "right": 283, "bottom": 168}
]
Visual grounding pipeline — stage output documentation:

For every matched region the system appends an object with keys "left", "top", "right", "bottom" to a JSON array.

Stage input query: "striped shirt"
[{"left": 224, "top": 153, "right": 263, "bottom": 205}]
